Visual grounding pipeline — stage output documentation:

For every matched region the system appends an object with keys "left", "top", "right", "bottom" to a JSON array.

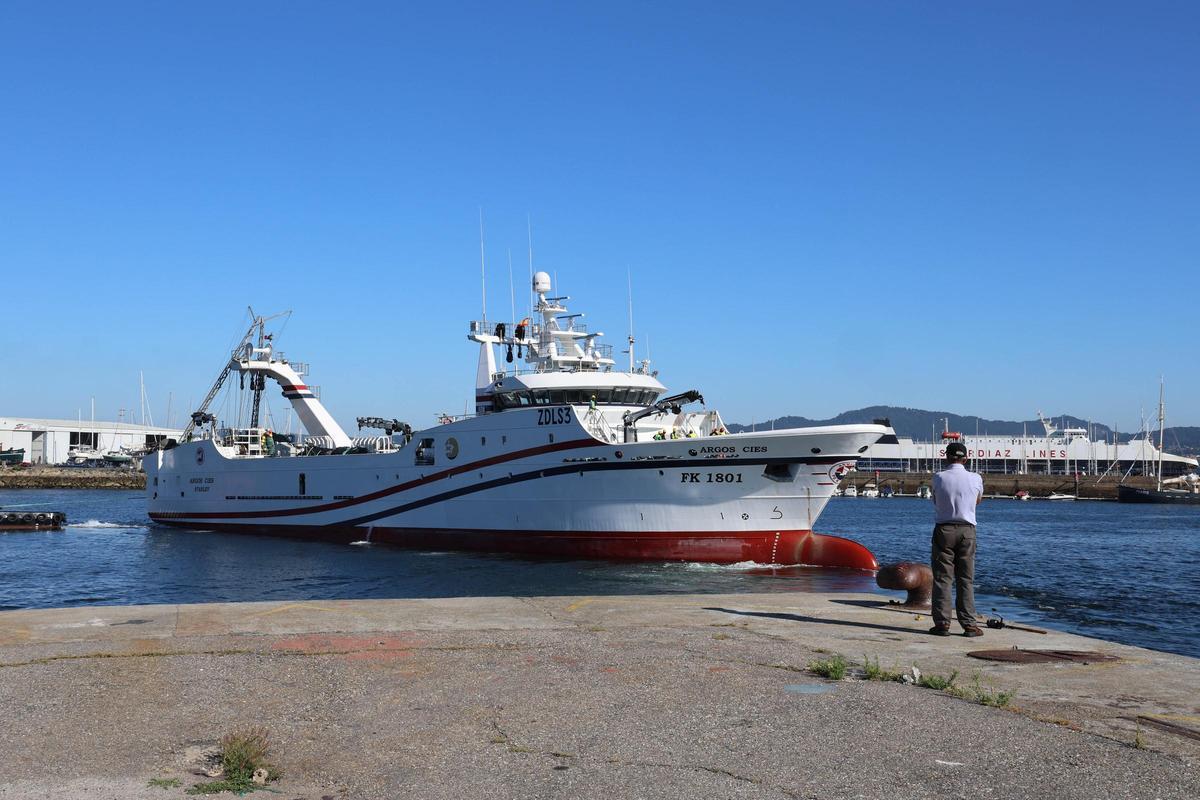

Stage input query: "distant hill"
[{"left": 726, "top": 406, "right": 1200, "bottom": 456}]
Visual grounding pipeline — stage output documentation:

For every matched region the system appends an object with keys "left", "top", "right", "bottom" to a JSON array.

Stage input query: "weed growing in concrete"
[
  {"left": 186, "top": 726, "right": 280, "bottom": 795},
  {"left": 147, "top": 777, "right": 181, "bottom": 789},
  {"left": 916, "top": 670, "right": 958, "bottom": 691},
  {"left": 1134, "top": 720, "right": 1146, "bottom": 750},
  {"left": 861, "top": 655, "right": 905, "bottom": 682},
  {"left": 947, "top": 673, "right": 1015, "bottom": 707},
  {"left": 807, "top": 653, "right": 849, "bottom": 680}
]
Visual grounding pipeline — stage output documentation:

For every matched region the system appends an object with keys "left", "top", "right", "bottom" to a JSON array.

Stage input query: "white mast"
[
  {"left": 626, "top": 268, "right": 635, "bottom": 373},
  {"left": 478, "top": 207, "right": 487, "bottom": 325},
  {"left": 1157, "top": 377, "right": 1165, "bottom": 491},
  {"left": 507, "top": 249, "right": 516, "bottom": 325},
  {"left": 526, "top": 214, "right": 535, "bottom": 320}
]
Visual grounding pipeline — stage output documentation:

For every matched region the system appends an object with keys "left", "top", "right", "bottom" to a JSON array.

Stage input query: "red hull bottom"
[{"left": 150, "top": 521, "right": 878, "bottom": 570}]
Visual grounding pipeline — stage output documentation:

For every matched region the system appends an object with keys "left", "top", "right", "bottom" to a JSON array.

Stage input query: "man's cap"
[{"left": 945, "top": 442, "right": 968, "bottom": 460}]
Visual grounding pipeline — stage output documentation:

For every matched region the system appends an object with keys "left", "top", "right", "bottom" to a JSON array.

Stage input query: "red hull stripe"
[
  {"left": 279, "top": 384, "right": 308, "bottom": 391},
  {"left": 149, "top": 452, "right": 851, "bottom": 524},
  {"left": 148, "top": 522, "right": 877, "bottom": 569}
]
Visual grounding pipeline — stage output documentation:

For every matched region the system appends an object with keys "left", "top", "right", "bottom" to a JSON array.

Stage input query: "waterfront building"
[
  {"left": 0, "top": 417, "right": 182, "bottom": 465},
  {"left": 858, "top": 417, "right": 1197, "bottom": 477}
]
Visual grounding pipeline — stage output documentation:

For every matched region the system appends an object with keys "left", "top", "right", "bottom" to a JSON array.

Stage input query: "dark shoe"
[
  {"left": 928, "top": 625, "right": 952, "bottom": 636},
  {"left": 962, "top": 626, "right": 984, "bottom": 637}
]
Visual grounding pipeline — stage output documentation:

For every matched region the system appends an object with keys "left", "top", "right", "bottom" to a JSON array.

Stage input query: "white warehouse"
[{"left": 0, "top": 417, "right": 182, "bottom": 465}]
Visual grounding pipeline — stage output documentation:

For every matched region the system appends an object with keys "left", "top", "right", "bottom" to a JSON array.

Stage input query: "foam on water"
[
  {"left": 69, "top": 519, "right": 147, "bottom": 530},
  {"left": 681, "top": 560, "right": 817, "bottom": 571}
]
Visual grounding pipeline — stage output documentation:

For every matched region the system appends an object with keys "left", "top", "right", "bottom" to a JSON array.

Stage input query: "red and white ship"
[{"left": 145, "top": 272, "right": 886, "bottom": 567}]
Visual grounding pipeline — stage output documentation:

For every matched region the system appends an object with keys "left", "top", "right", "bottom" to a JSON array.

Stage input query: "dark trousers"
[{"left": 931, "top": 522, "right": 977, "bottom": 628}]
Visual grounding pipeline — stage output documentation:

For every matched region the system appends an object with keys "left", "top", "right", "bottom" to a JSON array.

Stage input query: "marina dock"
[{"left": 1, "top": 593, "right": 1196, "bottom": 799}]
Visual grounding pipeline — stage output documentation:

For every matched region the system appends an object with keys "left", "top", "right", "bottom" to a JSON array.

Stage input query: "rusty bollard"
[{"left": 876, "top": 561, "right": 933, "bottom": 608}]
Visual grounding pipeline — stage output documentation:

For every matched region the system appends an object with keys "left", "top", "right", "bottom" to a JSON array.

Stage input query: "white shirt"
[{"left": 932, "top": 463, "right": 984, "bottom": 525}]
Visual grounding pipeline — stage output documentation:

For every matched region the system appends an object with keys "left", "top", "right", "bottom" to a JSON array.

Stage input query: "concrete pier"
[{"left": 0, "top": 593, "right": 1196, "bottom": 799}]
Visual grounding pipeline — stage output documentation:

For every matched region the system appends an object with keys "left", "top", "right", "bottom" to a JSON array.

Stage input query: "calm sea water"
[{"left": 1, "top": 489, "right": 1197, "bottom": 658}]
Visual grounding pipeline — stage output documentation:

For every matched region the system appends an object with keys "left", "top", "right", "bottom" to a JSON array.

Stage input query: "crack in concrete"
[{"left": 0, "top": 640, "right": 532, "bottom": 669}]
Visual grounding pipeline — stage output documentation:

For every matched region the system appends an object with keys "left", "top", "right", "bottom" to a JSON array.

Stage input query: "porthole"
[
  {"left": 445, "top": 437, "right": 460, "bottom": 460},
  {"left": 858, "top": 446, "right": 869, "bottom": 454},
  {"left": 811, "top": 448, "right": 821, "bottom": 454}
]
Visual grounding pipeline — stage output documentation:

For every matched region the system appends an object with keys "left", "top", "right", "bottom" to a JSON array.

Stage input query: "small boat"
[
  {"left": 1015, "top": 490, "right": 1031, "bottom": 501},
  {"left": 861, "top": 482, "right": 880, "bottom": 498},
  {"left": 916, "top": 485, "right": 932, "bottom": 500},
  {"left": 0, "top": 448, "right": 25, "bottom": 466},
  {"left": 102, "top": 451, "right": 134, "bottom": 465},
  {"left": 1046, "top": 493, "right": 1076, "bottom": 501},
  {"left": 880, "top": 485, "right": 894, "bottom": 498},
  {"left": 63, "top": 450, "right": 106, "bottom": 468},
  {"left": 843, "top": 484, "right": 858, "bottom": 498}
]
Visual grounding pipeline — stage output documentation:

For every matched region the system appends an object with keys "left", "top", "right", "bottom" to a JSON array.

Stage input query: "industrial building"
[{"left": 0, "top": 417, "right": 182, "bottom": 465}]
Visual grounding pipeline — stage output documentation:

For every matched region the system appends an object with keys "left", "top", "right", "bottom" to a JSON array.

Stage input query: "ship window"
[
  {"left": 565, "top": 390, "right": 585, "bottom": 404},
  {"left": 299, "top": 473, "right": 306, "bottom": 495},
  {"left": 764, "top": 463, "right": 795, "bottom": 482},
  {"left": 549, "top": 390, "right": 566, "bottom": 404},
  {"left": 611, "top": 388, "right": 629, "bottom": 404},
  {"left": 415, "top": 438, "right": 435, "bottom": 466},
  {"left": 481, "top": 436, "right": 486, "bottom": 446},
  {"left": 593, "top": 389, "right": 612, "bottom": 404},
  {"left": 532, "top": 390, "right": 550, "bottom": 405}
]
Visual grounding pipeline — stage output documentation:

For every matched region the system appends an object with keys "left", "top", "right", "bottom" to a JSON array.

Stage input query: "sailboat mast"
[{"left": 1157, "top": 378, "right": 1165, "bottom": 492}]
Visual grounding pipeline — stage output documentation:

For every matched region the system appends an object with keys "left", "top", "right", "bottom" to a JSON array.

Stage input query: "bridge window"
[{"left": 415, "top": 438, "right": 435, "bottom": 466}]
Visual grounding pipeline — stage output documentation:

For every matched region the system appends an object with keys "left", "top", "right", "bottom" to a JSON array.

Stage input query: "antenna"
[
  {"left": 507, "top": 248, "right": 516, "bottom": 324},
  {"left": 626, "top": 267, "right": 635, "bottom": 372},
  {"left": 526, "top": 214, "right": 534, "bottom": 319},
  {"left": 478, "top": 207, "right": 487, "bottom": 325}
]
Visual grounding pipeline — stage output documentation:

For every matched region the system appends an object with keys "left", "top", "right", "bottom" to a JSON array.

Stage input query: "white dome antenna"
[{"left": 532, "top": 271, "right": 552, "bottom": 295}]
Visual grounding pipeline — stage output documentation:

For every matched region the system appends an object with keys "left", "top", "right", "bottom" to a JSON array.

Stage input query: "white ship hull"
[{"left": 146, "top": 412, "right": 884, "bottom": 566}]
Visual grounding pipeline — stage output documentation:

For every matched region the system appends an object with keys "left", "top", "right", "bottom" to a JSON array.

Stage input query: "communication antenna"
[
  {"left": 507, "top": 249, "right": 516, "bottom": 324},
  {"left": 478, "top": 207, "right": 487, "bottom": 325},
  {"left": 626, "top": 267, "right": 635, "bottom": 372},
  {"left": 527, "top": 214, "right": 535, "bottom": 318}
]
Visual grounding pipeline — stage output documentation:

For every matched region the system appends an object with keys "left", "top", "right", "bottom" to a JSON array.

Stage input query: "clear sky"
[{"left": 2, "top": 2, "right": 1197, "bottom": 434}]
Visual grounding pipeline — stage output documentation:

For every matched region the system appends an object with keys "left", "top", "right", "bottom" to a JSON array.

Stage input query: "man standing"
[{"left": 930, "top": 441, "right": 984, "bottom": 637}]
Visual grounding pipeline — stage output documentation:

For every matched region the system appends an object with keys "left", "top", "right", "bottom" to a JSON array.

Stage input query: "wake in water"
[
  {"left": 68, "top": 519, "right": 149, "bottom": 530},
  {"left": 681, "top": 560, "right": 823, "bottom": 571}
]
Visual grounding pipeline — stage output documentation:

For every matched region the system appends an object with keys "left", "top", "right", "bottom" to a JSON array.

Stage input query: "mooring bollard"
[{"left": 876, "top": 561, "right": 933, "bottom": 607}]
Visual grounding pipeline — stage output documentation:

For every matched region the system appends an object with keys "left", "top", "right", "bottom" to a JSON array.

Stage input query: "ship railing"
[{"left": 468, "top": 320, "right": 597, "bottom": 340}]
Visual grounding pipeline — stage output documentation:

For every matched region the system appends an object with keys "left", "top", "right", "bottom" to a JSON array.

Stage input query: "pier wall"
[{"left": 0, "top": 466, "right": 145, "bottom": 490}]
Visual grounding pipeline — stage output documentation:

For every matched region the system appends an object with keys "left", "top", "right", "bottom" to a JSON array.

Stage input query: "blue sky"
[{"left": 1, "top": 2, "right": 1197, "bottom": 433}]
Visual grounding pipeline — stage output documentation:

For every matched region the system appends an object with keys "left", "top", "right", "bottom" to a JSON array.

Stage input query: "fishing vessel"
[
  {"left": 0, "top": 448, "right": 25, "bottom": 466},
  {"left": 144, "top": 273, "right": 886, "bottom": 567}
]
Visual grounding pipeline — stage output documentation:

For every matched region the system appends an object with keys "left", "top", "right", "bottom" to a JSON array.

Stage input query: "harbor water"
[{"left": 1, "top": 489, "right": 1196, "bottom": 658}]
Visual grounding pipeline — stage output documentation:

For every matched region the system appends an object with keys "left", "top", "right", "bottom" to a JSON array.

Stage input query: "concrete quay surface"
[{"left": 0, "top": 593, "right": 1197, "bottom": 799}]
